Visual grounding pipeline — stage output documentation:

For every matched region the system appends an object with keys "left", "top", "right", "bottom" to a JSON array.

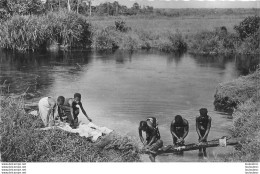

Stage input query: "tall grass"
[
  {"left": 0, "top": 10, "right": 92, "bottom": 51},
  {"left": 0, "top": 96, "right": 141, "bottom": 162},
  {"left": 214, "top": 68, "right": 260, "bottom": 112},
  {"left": 214, "top": 69, "right": 260, "bottom": 162},
  {"left": 223, "top": 99, "right": 260, "bottom": 162}
]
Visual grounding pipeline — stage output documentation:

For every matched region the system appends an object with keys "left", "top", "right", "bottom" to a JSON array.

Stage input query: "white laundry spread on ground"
[{"left": 38, "top": 122, "right": 113, "bottom": 142}]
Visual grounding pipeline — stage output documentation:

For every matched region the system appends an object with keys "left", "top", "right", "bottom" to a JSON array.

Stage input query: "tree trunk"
[
  {"left": 89, "top": 0, "right": 91, "bottom": 16},
  {"left": 67, "top": 0, "right": 71, "bottom": 11},
  {"left": 76, "top": 0, "right": 79, "bottom": 14}
]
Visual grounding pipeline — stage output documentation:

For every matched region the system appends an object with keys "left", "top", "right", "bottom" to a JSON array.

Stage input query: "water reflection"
[{"left": 0, "top": 49, "right": 259, "bottom": 161}]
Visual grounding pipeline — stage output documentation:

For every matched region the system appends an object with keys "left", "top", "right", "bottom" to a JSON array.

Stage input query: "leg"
[
  {"left": 202, "top": 135, "right": 208, "bottom": 157},
  {"left": 149, "top": 154, "right": 155, "bottom": 162},
  {"left": 198, "top": 130, "right": 206, "bottom": 157},
  {"left": 147, "top": 140, "right": 163, "bottom": 162}
]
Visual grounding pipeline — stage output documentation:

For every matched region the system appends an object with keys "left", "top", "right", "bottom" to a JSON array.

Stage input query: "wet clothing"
[{"left": 38, "top": 97, "right": 58, "bottom": 126}]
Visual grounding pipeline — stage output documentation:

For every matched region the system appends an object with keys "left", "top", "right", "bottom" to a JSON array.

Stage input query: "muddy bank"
[{"left": 214, "top": 69, "right": 260, "bottom": 112}]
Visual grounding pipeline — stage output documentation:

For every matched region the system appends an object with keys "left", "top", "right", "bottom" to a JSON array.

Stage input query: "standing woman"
[{"left": 38, "top": 96, "right": 65, "bottom": 127}]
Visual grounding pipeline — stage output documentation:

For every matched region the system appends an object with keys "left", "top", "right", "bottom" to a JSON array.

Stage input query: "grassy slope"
[
  {"left": 214, "top": 69, "right": 260, "bottom": 162},
  {"left": 0, "top": 96, "right": 141, "bottom": 162},
  {"left": 214, "top": 69, "right": 260, "bottom": 112}
]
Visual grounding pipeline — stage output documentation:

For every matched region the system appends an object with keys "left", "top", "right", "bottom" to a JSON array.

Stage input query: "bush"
[
  {"left": 188, "top": 30, "right": 242, "bottom": 55},
  {"left": 157, "top": 32, "right": 187, "bottom": 53},
  {"left": 92, "top": 27, "right": 120, "bottom": 50},
  {"left": 115, "top": 19, "right": 130, "bottom": 32},
  {"left": 234, "top": 16, "right": 260, "bottom": 40},
  {"left": 0, "top": 10, "right": 92, "bottom": 51},
  {"left": 214, "top": 69, "right": 260, "bottom": 112}
]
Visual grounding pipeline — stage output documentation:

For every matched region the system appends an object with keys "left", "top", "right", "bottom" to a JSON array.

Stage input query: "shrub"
[
  {"left": 92, "top": 27, "right": 120, "bottom": 50},
  {"left": 234, "top": 16, "right": 260, "bottom": 40},
  {"left": 120, "top": 33, "right": 140, "bottom": 50},
  {"left": 115, "top": 19, "right": 130, "bottom": 32},
  {"left": 157, "top": 32, "right": 187, "bottom": 53}
]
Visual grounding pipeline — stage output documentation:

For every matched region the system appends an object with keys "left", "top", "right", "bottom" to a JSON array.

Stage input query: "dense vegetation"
[
  {"left": 0, "top": 1, "right": 259, "bottom": 54},
  {"left": 214, "top": 69, "right": 260, "bottom": 162},
  {"left": 0, "top": 10, "right": 92, "bottom": 51},
  {"left": 0, "top": 95, "right": 141, "bottom": 162}
]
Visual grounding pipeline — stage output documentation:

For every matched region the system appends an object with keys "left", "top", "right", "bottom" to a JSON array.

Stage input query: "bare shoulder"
[{"left": 184, "top": 119, "right": 189, "bottom": 125}]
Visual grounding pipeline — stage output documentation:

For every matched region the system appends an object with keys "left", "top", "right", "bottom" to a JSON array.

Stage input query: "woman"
[{"left": 38, "top": 96, "right": 65, "bottom": 127}]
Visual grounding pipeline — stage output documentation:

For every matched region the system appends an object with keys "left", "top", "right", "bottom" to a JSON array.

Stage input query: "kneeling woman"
[
  {"left": 38, "top": 96, "right": 65, "bottom": 127},
  {"left": 139, "top": 117, "right": 163, "bottom": 162}
]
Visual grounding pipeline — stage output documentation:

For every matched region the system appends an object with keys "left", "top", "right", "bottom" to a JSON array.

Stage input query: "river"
[{"left": 0, "top": 49, "right": 259, "bottom": 162}]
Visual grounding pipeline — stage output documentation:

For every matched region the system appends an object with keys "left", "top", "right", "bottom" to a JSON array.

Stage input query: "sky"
[{"left": 91, "top": 0, "right": 260, "bottom": 8}]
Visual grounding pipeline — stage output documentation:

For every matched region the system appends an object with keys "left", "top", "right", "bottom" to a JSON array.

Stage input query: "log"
[
  {"left": 155, "top": 139, "right": 239, "bottom": 155},
  {"left": 141, "top": 137, "right": 239, "bottom": 156}
]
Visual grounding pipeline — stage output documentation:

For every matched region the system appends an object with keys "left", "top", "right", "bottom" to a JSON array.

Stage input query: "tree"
[
  {"left": 67, "top": 0, "right": 70, "bottom": 11},
  {"left": 113, "top": 1, "right": 118, "bottom": 16}
]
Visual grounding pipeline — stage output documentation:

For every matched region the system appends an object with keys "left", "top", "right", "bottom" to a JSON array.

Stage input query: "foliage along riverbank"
[
  {"left": 0, "top": 10, "right": 259, "bottom": 55},
  {"left": 0, "top": 96, "right": 141, "bottom": 162},
  {"left": 214, "top": 69, "right": 260, "bottom": 162}
]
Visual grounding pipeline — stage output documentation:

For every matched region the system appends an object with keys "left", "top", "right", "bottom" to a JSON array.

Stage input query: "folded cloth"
[{"left": 37, "top": 121, "right": 113, "bottom": 142}]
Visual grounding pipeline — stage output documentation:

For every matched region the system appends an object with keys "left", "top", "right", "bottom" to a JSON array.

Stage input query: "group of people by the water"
[
  {"left": 38, "top": 93, "right": 211, "bottom": 162},
  {"left": 139, "top": 108, "right": 211, "bottom": 162},
  {"left": 38, "top": 93, "right": 92, "bottom": 129}
]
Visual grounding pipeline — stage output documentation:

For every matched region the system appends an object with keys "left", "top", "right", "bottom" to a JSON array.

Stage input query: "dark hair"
[
  {"left": 140, "top": 121, "right": 147, "bottom": 129},
  {"left": 199, "top": 108, "right": 208, "bottom": 115},
  {"left": 175, "top": 115, "right": 183, "bottom": 123},
  {"left": 57, "top": 96, "right": 65, "bottom": 104},
  {"left": 74, "top": 93, "right": 81, "bottom": 99}
]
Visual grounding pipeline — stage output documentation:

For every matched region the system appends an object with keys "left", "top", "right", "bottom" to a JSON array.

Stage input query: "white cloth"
[
  {"left": 38, "top": 97, "right": 58, "bottom": 126},
  {"left": 38, "top": 122, "right": 113, "bottom": 142}
]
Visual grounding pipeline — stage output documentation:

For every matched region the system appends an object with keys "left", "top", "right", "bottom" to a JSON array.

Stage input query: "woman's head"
[
  {"left": 199, "top": 108, "right": 208, "bottom": 117},
  {"left": 57, "top": 96, "right": 65, "bottom": 106},
  {"left": 175, "top": 115, "right": 183, "bottom": 124},
  {"left": 74, "top": 93, "right": 81, "bottom": 103},
  {"left": 140, "top": 121, "right": 148, "bottom": 131}
]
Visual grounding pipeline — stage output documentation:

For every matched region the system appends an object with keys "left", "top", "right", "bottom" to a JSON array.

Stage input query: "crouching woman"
[
  {"left": 38, "top": 96, "right": 65, "bottom": 127},
  {"left": 139, "top": 117, "right": 163, "bottom": 162}
]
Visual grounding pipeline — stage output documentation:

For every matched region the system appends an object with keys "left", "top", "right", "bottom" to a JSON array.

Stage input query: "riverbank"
[
  {"left": 214, "top": 69, "right": 260, "bottom": 162},
  {"left": 0, "top": 10, "right": 259, "bottom": 55},
  {"left": 214, "top": 69, "right": 260, "bottom": 112},
  {"left": 0, "top": 96, "right": 141, "bottom": 162}
]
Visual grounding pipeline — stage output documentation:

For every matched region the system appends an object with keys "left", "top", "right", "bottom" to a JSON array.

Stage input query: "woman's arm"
[
  {"left": 79, "top": 102, "right": 92, "bottom": 122},
  {"left": 183, "top": 120, "right": 189, "bottom": 139},
  {"left": 202, "top": 117, "right": 211, "bottom": 141}
]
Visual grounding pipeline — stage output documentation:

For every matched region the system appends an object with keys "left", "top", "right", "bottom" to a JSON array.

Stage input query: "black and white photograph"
[{"left": 0, "top": 0, "right": 259, "bottom": 173}]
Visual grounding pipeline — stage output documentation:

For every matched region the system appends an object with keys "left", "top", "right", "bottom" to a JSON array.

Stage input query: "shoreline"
[{"left": 214, "top": 69, "right": 260, "bottom": 162}]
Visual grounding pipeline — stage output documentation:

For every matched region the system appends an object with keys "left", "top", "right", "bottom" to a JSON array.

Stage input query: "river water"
[{"left": 0, "top": 49, "right": 259, "bottom": 162}]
